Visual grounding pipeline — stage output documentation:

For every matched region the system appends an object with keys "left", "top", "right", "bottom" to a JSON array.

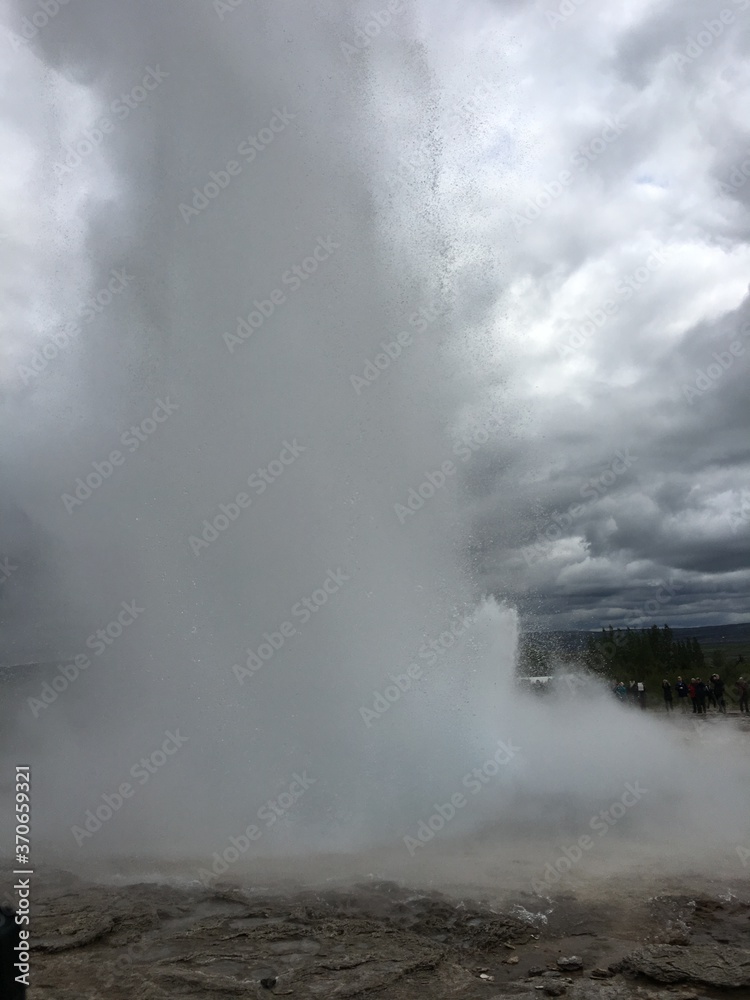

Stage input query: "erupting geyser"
[{"left": 1, "top": 0, "right": 749, "bottom": 885}]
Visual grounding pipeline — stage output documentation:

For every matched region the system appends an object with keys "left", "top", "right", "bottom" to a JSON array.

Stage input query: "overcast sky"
[
  {"left": 1, "top": 0, "right": 749, "bottom": 647},
  {"left": 419, "top": 0, "right": 750, "bottom": 630}
]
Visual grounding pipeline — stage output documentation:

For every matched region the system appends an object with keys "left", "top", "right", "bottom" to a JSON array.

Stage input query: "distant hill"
[
  {"left": 667, "top": 622, "right": 750, "bottom": 647},
  {"left": 522, "top": 622, "right": 750, "bottom": 654}
]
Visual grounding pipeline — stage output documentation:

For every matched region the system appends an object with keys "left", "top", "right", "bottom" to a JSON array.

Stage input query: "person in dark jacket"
[
  {"left": 712, "top": 673, "right": 726, "bottom": 714},
  {"left": 662, "top": 679, "right": 673, "bottom": 711},
  {"left": 695, "top": 677, "right": 707, "bottom": 714},
  {"left": 675, "top": 676, "right": 689, "bottom": 712},
  {"left": 737, "top": 677, "right": 749, "bottom": 713},
  {"left": 688, "top": 677, "right": 698, "bottom": 712},
  {"left": 705, "top": 677, "right": 717, "bottom": 709}
]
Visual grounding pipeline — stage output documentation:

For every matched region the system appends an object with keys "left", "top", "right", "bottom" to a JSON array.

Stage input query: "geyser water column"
[{"left": 1, "top": 0, "right": 518, "bottom": 858}]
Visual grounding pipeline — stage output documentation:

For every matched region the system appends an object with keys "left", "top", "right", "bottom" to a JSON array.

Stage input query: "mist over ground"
[{"left": 1, "top": 0, "right": 748, "bottom": 888}]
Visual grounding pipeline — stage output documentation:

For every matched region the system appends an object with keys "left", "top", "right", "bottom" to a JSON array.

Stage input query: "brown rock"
[{"left": 612, "top": 944, "right": 750, "bottom": 988}]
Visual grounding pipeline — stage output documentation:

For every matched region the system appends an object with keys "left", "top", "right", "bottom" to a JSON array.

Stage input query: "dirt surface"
[{"left": 14, "top": 867, "right": 750, "bottom": 999}]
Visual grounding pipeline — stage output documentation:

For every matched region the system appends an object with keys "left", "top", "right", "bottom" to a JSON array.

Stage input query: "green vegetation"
[
  {"left": 518, "top": 625, "right": 748, "bottom": 707},
  {"left": 584, "top": 625, "right": 747, "bottom": 705},
  {"left": 700, "top": 639, "right": 750, "bottom": 667}
]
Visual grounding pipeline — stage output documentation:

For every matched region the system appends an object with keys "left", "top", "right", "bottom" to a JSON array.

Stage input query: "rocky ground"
[
  {"left": 15, "top": 867, "right": 750, "bottom": 999},
  {"left": 5, "top": 713, "right": 748, "bottom": 997}
]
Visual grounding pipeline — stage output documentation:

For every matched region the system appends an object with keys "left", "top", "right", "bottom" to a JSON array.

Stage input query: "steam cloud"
[{"left": 0, "top": 0, "right": 748, "bottom": 883}]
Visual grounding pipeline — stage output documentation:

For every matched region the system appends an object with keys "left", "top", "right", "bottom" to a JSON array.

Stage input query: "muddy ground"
[{"left": 12, "top": 865, "right": 750, "bottom": 999}]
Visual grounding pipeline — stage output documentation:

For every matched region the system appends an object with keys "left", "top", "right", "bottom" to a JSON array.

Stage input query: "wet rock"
[
  {"left": 557, "top": 955, "right": 583, "bottom": 971},
  {"left": 542, "top": 983, "right": 567, "bottom": 996},
  {"left": 588, "top": 967, "right": 613, "bottom": 979},
  {"left": 612, "top": 943, "right": 750, "bottom": 988},
  {"left": 528, "top": 966, "right": 546, "bottom": 976}
]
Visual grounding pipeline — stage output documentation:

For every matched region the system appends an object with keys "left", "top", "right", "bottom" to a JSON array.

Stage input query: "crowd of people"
[{"left": 612, "top": 675, "right": 750, "bottom": 713}]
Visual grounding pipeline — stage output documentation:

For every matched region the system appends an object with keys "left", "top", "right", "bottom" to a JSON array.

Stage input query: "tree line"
[{"left": 519, "top": 624, "right": 746, "bottom": 702}]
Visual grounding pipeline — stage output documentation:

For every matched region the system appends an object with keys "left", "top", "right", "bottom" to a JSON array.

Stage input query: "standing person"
[
  {"left": 712, "top": 674, "right": 726, "bottom": 714},
  {"left": 706, "top": 677, "right": 717, "bottom": 710},
  {"left": 688, "top": 677, "right": 698, "bottom": 712},
  {"left": 737, "top": 677, "right": 749, "bottom": 713},
  {"left": 675, "top": 676, "right": 689, "bottom": 712},
  {"left": 637, "top": 680, "right": 646, "bottom": 710},
  {"left": 695, "top": 677, "right": 707, "bottom": 714},
  {"left": 615, "top": 681, "right": 627, "bottom": 703},
  {"left": 662, "top": 679, "right": 673, "bottom": 711}
]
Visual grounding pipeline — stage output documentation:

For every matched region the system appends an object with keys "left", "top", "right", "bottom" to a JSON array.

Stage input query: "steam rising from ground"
[{"left": 1, "top": 1, "right": 748, "bottom": 880}]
